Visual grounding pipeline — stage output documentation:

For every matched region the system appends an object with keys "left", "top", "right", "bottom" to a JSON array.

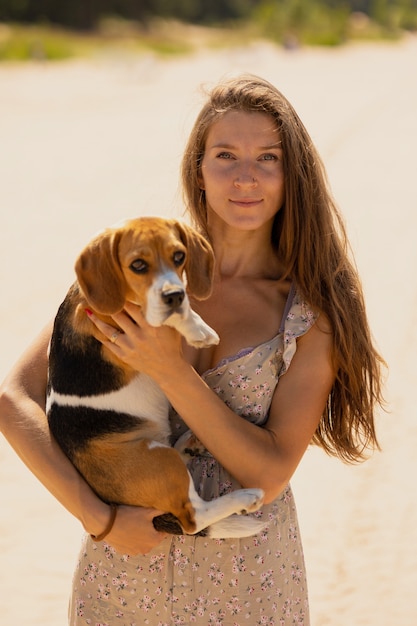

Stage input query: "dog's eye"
[
  {"left": 129, "top": 259, "right": 148, "bottom": 274},
  {"left": 173, "top": 251, "right": 186, "bottom": 267}
]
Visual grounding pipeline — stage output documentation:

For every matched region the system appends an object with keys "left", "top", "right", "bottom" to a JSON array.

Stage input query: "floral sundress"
[{"left": 69, "top": 287, "right": 318, "bottom": 625}]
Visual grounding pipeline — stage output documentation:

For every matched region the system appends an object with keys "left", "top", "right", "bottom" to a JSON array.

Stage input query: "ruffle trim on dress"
[{"left": 274, "top": 289, "right": 319, "bottom": 379}]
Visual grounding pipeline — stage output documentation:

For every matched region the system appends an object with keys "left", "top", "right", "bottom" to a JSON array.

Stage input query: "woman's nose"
[{"left": 233, "top": 167, "right": 257, "bottom": 188}]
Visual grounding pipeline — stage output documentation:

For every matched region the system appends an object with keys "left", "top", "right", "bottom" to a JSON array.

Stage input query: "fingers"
[
  {"left": 111, "top": 304, "right": 147, "bottom": 336},
  {"left": 85, "top": 309, "right": 125, "bottom": 347},
  {"left": 123, "top": 301, "right": 147, "bottom": 325},
  {"left": 109, "top": 330, "right": 122, "bottom": 344},
  {"left": 85, "top": 303, "right": 181, "bottom": 375},
  {"left": 86, "top": 304, "right": 147, "bottom": 343}
]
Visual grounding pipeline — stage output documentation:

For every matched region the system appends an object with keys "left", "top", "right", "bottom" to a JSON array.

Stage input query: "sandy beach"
[{"left": 1, "top": 35, "right": 416, "bottom": 625}]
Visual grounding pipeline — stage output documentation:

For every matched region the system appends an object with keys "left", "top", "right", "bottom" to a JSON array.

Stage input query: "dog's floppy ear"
[
  {"left": 75, "top": 229, "right": 126, "bottom": 314},
  {"left": 174, "top": 221, "right": 215, "bottom": 300}
]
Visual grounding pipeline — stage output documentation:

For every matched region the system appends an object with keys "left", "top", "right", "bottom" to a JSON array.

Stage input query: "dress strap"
[{"left": 279, "top": 283, "right": 296, "bottom": 334}]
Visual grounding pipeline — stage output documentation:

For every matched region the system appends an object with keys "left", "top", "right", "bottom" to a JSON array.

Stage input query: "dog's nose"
[{"left": 162, "top": 289, "right": 185, "bottom": 310}]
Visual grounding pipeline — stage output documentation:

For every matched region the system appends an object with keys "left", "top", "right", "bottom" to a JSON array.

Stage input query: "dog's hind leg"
[
  {"left": 187, "top": 477, "right": 266, "bottom": 538},
  {"left": 202, "top": 514, "right": 268, "bottom": 538},
  {"left": 174, "top": 429, "right": 206, "bottom": 464}
]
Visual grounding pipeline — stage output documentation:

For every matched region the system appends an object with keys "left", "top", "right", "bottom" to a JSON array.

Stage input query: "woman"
[{"left": 0, "top": 75, "right": 384, "bottom": 624}]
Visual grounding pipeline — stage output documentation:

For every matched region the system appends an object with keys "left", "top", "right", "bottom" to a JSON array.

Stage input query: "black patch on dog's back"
[
  {"left": 49, "top": 288, "right": 125, "bottom": 396},
  {"left": 48, "top": 403, "right": 143, "bottom": 461}
]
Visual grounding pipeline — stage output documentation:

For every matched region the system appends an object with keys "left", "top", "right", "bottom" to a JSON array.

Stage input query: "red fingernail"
[{"left": 85, "top": 308, "right": 93, "bottom": 317}]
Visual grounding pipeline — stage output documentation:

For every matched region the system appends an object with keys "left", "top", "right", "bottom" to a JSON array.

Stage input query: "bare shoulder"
[
  {"left": 299, "top": 310, "right": 333, "bottom": 349},
  {"left": 285, "top": 310, "right": 335, "bottom": 392}
]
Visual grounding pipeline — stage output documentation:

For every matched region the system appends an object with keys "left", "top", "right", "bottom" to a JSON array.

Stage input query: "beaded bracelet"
[{"left": 90, "top": 503, "right": 118, "bottom": 542}]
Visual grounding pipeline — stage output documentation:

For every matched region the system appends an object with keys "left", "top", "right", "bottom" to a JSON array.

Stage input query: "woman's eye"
[
  {"left": 217, "top": 152, "right": 233, "bottom": 159},
  {"left": 130, "top": 259, "right": 148, "bottom": 274},
  {"left": 173, "top": 250, "right": 186, "bottom": 266},
  {"left": 261, "top": 153, "right": 278, "bottom": 161}
]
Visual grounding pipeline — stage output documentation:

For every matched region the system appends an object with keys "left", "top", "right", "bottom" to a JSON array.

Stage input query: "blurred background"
[
  {"left": 0, "top": 0, "right": 417, "bottom": 59},
  {"left": 1, "top": 2, "right": 417, "bottom": 625}
]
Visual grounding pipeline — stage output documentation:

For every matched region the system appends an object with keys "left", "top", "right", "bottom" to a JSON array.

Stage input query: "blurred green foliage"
[
  {"left": 252, "top": 1, "right": 351, "bottom": 46},
  {"left": 0, "top": 0, "right": 416, "bottom": 60},
  {"left": 1, "top": 0, "right": 416, "bottom": 31}
]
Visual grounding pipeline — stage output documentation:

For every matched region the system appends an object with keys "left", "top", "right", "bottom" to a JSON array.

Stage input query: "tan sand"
[{"left": 1, "top": 36, "right": 416, "bottom": 625}]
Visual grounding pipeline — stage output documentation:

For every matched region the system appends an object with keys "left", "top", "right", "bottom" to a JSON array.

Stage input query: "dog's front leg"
[{"left": 166, "top": 308, "right": 219, "bottom": 348}]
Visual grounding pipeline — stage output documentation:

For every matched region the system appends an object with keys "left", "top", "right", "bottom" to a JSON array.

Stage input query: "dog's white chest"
[{"left": 47, "top": 374, "right": 170, "bottom": 437}]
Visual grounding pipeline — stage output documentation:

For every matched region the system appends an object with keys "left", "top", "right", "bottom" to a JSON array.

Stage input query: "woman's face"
[{"left": 200, "top": 110, "right": 285, "bottom": 233}]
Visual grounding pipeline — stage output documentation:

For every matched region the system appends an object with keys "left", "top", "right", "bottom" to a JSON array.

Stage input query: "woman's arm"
[
  {"left": 0, "top": 323, "right": 167, "bottom": 554},
  {"left": 164, "top": 320, "right": 335, "bottom": 503},
  {"left": 93, "top": 304, "right": 336, "bottom": 504}
]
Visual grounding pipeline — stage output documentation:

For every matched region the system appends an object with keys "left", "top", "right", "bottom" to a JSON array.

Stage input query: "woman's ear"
[{"left": 197, "top": 171, "right": 205, "bottom": 190}]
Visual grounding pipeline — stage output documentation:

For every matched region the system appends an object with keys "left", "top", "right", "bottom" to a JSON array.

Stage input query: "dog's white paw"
[
  {"left": 187, "top": 323, "right": 220, "bottom": 348},
  {"left": 207, "top": 515, "right": 267, "bottom": 539},
  {"left": 235, "top": 488, "right": 265, "bottom": 514},
  {"left": 165, "top": 312, "right": 219, "bottom": 348}
]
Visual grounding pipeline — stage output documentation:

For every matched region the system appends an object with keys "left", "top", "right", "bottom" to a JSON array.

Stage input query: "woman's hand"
[
  {"left": 101, "top": 505, "right": 168, "bottom": 555},
  {"left": 87, "top": 303, "right": 184, "bottom": 382}
]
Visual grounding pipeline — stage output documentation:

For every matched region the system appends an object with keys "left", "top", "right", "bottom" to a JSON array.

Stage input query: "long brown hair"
[{"left": 181, "top": 74, "right": 385, "bottom": 462}]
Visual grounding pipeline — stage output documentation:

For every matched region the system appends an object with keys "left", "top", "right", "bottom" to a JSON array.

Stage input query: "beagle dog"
[{"left": 47, "top": 217, "right": 264, "bottom": 538}]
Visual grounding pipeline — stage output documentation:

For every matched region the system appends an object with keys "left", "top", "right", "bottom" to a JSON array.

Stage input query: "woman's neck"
[{"left": 210, "top": 231, "right": 282, "bottom": 280}]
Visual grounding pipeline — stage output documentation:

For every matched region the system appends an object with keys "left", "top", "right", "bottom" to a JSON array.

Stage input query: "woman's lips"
[{"left": 230, "top": 198, "right": 263, "bottom": 207}]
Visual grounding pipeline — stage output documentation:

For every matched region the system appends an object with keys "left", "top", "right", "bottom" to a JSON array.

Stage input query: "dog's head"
[{"left": 75, "top": 217, "right": 215, "bottom": 326}]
